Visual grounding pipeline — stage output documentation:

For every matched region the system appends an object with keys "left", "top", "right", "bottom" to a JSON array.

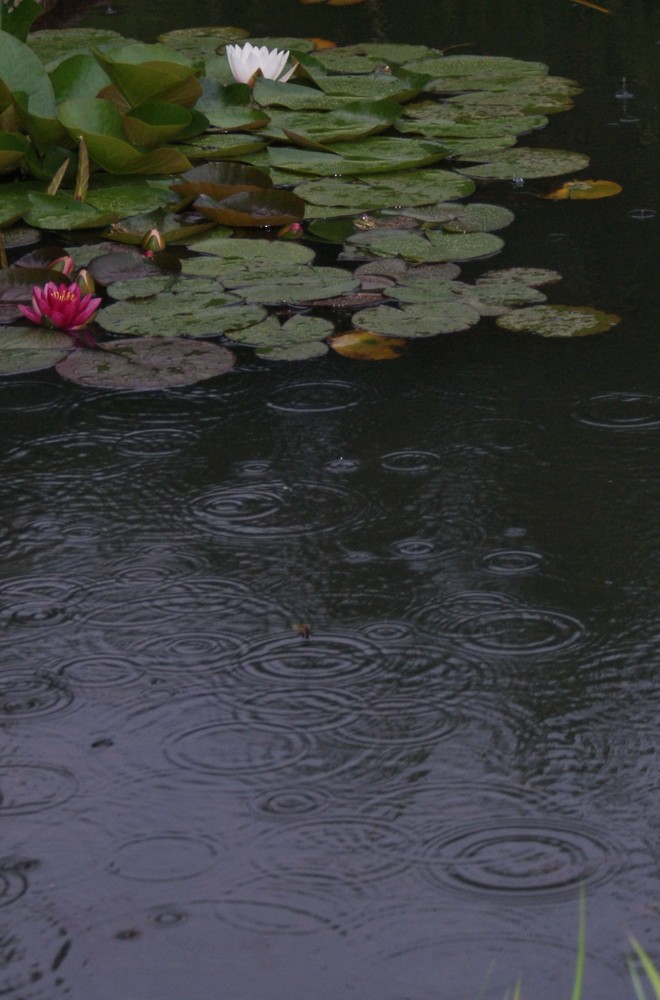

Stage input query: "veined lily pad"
[
  {"left": 55, "top": 337, "right": 236, "bottom": 389},
  {"left": 312, "top": 43, "right": 436, "bottom": 73},
  {"left": 104, "top": 209, "right": 217, "bottom": 246},
  {"left": 253, "top": 79, "right": 347, "bottom": 112},
  {"left": 122, "top": 103, "right": 208, "bottom": 149},
  {"left": 184, "top": 234, "right": 315, "bottom": 267},
  {"left": 225, "top": 266, "right": 359, "bottom": 305},
  {"left": 229, "top": 313, "right": 333, "bottom": 360},
  {"left": 295, "top": 169, "right": 475, "bottom": 216},
  {"left": 157, "top": 27, "right": 250, "bottom": 65},
  {"left": 177, "top": 133, "right": 268, "bottom": 159},
  {"left": 313, "top": 72, "right": 427, "bottom": 103},
  {"left": 0, "top": 326, "right": 71, "bottom": 374},
  {"left": 269, "top": 137, "right": 449, "bottom": 177},
  {"left": 352, "top": 300, "right": 481, "bottom": 337},
  {"left": 27, "top": 28, "right": 129, "bottom": 64},
  {"left": 386, "top": 202, "right": 515, "bottom": 232},
  {"left": 495, "top": 305, "right": 621, "bottom": 337},
  {"left": 263, "top": 99, "right": 404, "bottom": 146},
  {"left": 540, "top": 178, "right": 622, "bottom": 200},
  {"left": 478, "top": 267, "right": 562, "bottom": 287},
  {"left": 346, "top": 228, "right": 504, "bottom": 263},
  {"left": 23, "top": 193, "right": 121, "bottom": 230},
  {"left": 97, "top": 289, "right": 265, "bottom": 338},
  {"left": 88, "top": 248, "right": 181, "bottom": 286},
  {"left": 456, "top": 148, "right": 590, "bottom": 180},
  {"left": 0, "top": 132, "right": 29, "bottom": 171},
  {"left": 49, "top": 53, "right": 112, "bottom": 102}
]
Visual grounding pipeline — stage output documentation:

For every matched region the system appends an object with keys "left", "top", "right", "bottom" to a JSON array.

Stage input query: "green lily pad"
[
  {"left": 229, "top": 312, "right": 333, "bottom": 360},
  {"left": 0, "top": 326, "right": 71, "bottom": 374},
  {"left": 396, "top": 99, "right": 547, "bottom": 139},
  {"left": 313, "top": 43, "right": 437, "bottom": 74},
  {"left": 96, "top": 290, "right": 265, "bottom": 338},
  {"left": 177, "top": 133, "right": 268, "bottom": 159},
  {"left": 49, "top": 52, "right": 112, "bottom": 102},
  {"left": 263, "top": 99, "right": 404, "bottom": 146},
  {"left": 23, "top": 193, "right": 121, "bottom": 230},
  {"left": 456, "top": 147, "right": 590, "bottom": 180},
  {"left": 386, "top": 202, "right": 515, "bottom": 232},
  {"left": 295, "top": 169, "right": 475, "bottom": 216},
  {"left": 195, "top": 79, "right": 270, "bottom": 131},
  {"left": 252, "top": 79, "right": 345, "bottom": 111},
  {"left": 157, "top": 26, "right": 250, "bottom": 66},
  {"left": 495, "top": 305, "right": 621, "bottom": 337},
  {"left": 479, "top": 266, "right": 562, "bottom": 287},
  {"left": 352, "top": 300, "right": 481, "bottom": 337},
  {"left": 346, "top": 228, "right": 504, "bottom": 263},
  {"left": 313, "top": 73, "right": 427, "bottom": 103},
  {"left": 87, "top": 248, "right": 181, "bottom": 286},
  {"left": 0, "top": 132, "right": 29, "bottom": 171},
  {"left": 104, "top": 209, "right": 217, "bottom": 246},
  {"left": 269, "top": 137, "right": 449, "bottom": 177},
  {"left": 92, "top": 43, "right": 201, "bottom": 107},
  {"left": 226, "top": 266, "right": 360, "bottom": 305},
  {"left": 55, "top": 337, "right": 236, "bottom": 389},
  {"left": 184, "top": 235, "right": 315, "bottom": 268},
  {"left": 403, "top": 55, "right": 549, "bottom": 89},
  {"left": 105, "top": 275, "right": 178, "bottom": 300},
  {"left": 27, "top": 28, "right": 129, "bottom": 64}
]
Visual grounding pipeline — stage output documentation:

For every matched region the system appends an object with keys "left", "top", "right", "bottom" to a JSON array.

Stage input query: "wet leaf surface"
[{"left": 496, "top": 304, "right": 621, "bottom": 337}]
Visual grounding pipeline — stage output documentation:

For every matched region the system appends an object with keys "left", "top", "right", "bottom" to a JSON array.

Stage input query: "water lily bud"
[
  {"left": 141, "top": 228, "right": 166, "bottom": 254},
  {"left": 277, "top": 222, "right": 303, "bottom": 239},
  {"left": 50, "top": 255, "right": 76, "bottom": 276},
  {"left": 75, "top": 269, "right": 96, "bottom": 296}
]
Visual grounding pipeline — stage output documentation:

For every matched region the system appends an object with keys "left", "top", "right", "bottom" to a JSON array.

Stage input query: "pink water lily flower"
[
  {"left": 18, "top": 281, "right": 102, "bottom": 332},
  {"left": 226, "top": 42, "right": 297, "bottom": 88}
]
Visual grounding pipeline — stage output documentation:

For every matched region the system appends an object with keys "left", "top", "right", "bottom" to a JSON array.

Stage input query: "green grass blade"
[
  {"left": 570, "top": 887, "right": 587, "bottom": 1000},
  {"left": 628, "top": 955, "right": 649, "bottom": 1000},
  {"left": 629, "top": 939, "right": 660, "bottom": 1000}
]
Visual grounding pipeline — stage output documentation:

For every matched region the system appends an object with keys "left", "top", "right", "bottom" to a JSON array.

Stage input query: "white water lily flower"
[{"left": 226, "top": 42, "right": 297, "bottom": 88}]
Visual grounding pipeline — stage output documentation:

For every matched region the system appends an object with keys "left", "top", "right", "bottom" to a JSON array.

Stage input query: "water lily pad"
[
  {"left": 478, "top": 267, "right": 563, "bottom": 287},
  {"left": 0, "top": 132, "right": 29, "bottom": 172},
  {"left": 0, "top": 326, "right": 71, "bottom": 374},
  {"left": 88, "top": 248, "right": 181, "bottom": 286},
  {"left": 295, "top": 169, "right": 474, "bottom": 217},
  {"left": 540, "top": 178, "right": 622, "bottom": 200},
  {"left": 496, "top": 305, "right": 621, "bottom": 337},
  {"left": 193, "top": 189, "right": 305, "bottom": 228},
  {"left": 177, "top": 133, "right": 269, "bottom": 159},
  {"left": 229, "top": 313, "right": 333, "bottom": 360},
  {"left": 346, "top": 228, "right": 503, "bottom": 262},
  {"left": 328, "top": 329, "right": 408, "bottom": 359},
  {"left": 456, "top": 147, "right": 590, "bottom": 180},
  {"left": 228, "top": 266, "right": 360, "bottom": 305},
  {"left": 269, "top": 137, "right": 450, "bottom": 176},
  {"left": 352, "top": 300, "right": 481, "bottom": 337},
  {"left": 96, "top": 288, "right": 264, "bottom": 337},
  {"left": 22, "top": 192, "right": 121, "bottom": 230},
  {"left": 312, "top": 43, "right": 436, "bottom": 74},
  {"left": 27, "top": 28, "right": 129, "bottom": 64},
  {"left": 387, "top": 202, "right": 515, "bottom": 232},
  {"left": 252, "top": 79, "right": 343, "bottom": 111},
  {"left": 55, "top": 337, "right": 236, "bottom": 389},
  {"left": 184, "top": 235, "right": 316, "bottom": 268},
  {"left": 195, "top": 79, "right": 270, "bottom": 131},
  {"left": 313, "top": 73, "right": 427, "bottom": 103},
  {"left": 157, "top": 27, "right": 249, "bottom": 66},
  {"left": 92, "top": 43, "right": 201, "bottom": 108},
  {"left": 264, "top": 98, "right": 404, "bottom": 146}
]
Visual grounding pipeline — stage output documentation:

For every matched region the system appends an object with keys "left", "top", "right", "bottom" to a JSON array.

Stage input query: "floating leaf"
[
  {"left": 0, "top": 132, "right": 29, "bottom": 171},
  {"left": 387, "top": 202, "right": 515, "bottom": 232},
  {"left": 540, "top": 178, "right": 622, "bottom": 199},
  {"left": 97, "top": 289, "right": 265, "bottom": 338},
  {"left": 157, "top": 26, "right": 250, "bottom": 65},
  {"left": 27, "top": 27, "right": 129, "bottom": 64},
  {"left": 269, "top": 137, "right": 450, "bottom": 176},
  {"left": 295, "top": 169, "right": 475, "bottom": 217},
  {"left": 495, "top": 304, "right": 621, "bottom": 337},
  {"left": 456, "top": 147, "right": 590, "bottom": 180},
  {"left": 0, "top": 325, "right": 71, "bottom": 374},
  {"left": 177, "top": 133, "right": 268, "bottom": 159},
  {"left": 226, "top": 266, "right": 359, "bottom": 305},
  {"left": 328, "top": 330, "right": 408, "bottom": 359},
  {"left": 346, "top": 228, "right": 503, "bottom": 263},
  {"left": 193, "top": 189, "right": 305, "bottom": 228},
  {"left": 352, "top": 300, "right": 480, "bottom": 337},
  {"left": 56, "top": 337, "right": 236, "bottom": 389},
  {"left": 88, "top": 248, "right": 181, "bottom": 286},
  {"left": 229, "top": 313, "right": 333, "bottom": 361},
  {"left": 479, "top": 266, "right": 562, "bottom": 287},
  {"left": 92, "top": 43, "right": 201, "bottom": 108},
  {"left": 173, "top": 161, "right": 274, "bottom": 205}
]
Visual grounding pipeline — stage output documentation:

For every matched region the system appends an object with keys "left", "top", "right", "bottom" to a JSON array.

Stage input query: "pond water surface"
[{"left": 1, "top": 1, "right": 659, "bottom": 998}]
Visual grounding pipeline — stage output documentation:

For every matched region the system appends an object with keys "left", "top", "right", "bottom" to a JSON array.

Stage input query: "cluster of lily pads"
[{"left": 0, "top": 20, "right": 621, "bottom": 387}]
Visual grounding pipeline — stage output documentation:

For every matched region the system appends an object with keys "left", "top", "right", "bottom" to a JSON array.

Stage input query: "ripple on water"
[
  {"left": 237, "top": 630, "right": 384, "bottom": 685},
  {"left": 480, "top": 548, "right": 545, "bottom": 575},
  {"left": 417, "top": 594, "right": 584, "bottom": 656},
  {"left": 0, "top": 670, "right": 75, "bottom": 720},
  {"left": 0, "top": 857, "right": 35, "bottom": 907},
  {"left": 359, "top": 777, "right": 549, "bottom": 824},
  {"left": 254, "top": 817, "right": 415, "bottom": 884},
  {"left": 135, "top": 630, "right": 246, "bottom": 673},
  {"left": 107, "top": 834, "right": 218, "bottom": 882},
  {"left": 4, "top": 430, "right": 131, "bottom": 481},
  {"left": 165, "top": 722, "right": 312, "bottom": 777},
  {"left": 0, "top": 764, "right": 78, "bottom": 815},
  {"left": 57, "top": 654, "right": 143, "bottom": 688},
  {"left": 232, "top": 687, "right": 362, "bottom": 732},
  {"left": 187, "top": 479, "right": 370, "bottom": 541},
  {"left": 420, "top": 817, "right": 622, "bottom": 899},
  {"left": 336, "top": 695, "right": 459, "bottom": 749},
  {"left": 0, "top": 376, "right": 69, "bottom": 412},
  {"left": 572, "top": 392, "right": 660, "bottom": 430},
  {"left": 249, "top": 787, "right": 330, "bottom": 818},
  {"left": 380, "top": 450, "right": 443, "bottom": 474},
  {"left": 267, "top": 378, "right": 365, "bottom": 413},
  {"left": 0, "top": 576, "right": 85, "bottom": 639},
  {"left": 114, "top": 426, "right": 201, "bottom": 458}
]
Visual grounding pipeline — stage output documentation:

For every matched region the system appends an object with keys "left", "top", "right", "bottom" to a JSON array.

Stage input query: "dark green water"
[{"left": 1, "top": 1, "right": 658, "bottom": 998}]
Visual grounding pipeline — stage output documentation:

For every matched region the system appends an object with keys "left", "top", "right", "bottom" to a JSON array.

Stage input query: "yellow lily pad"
[
  {"left": 329, "top": 330, "right": 408, "bottom": 359},
  {"left": 540, "top": 178, "right": 622, "bottom": 200}
]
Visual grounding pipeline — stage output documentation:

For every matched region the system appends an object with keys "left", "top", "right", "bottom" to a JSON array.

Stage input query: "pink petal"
[{"left": 18, "top": 304, "right": 43, "bottom": 325}]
